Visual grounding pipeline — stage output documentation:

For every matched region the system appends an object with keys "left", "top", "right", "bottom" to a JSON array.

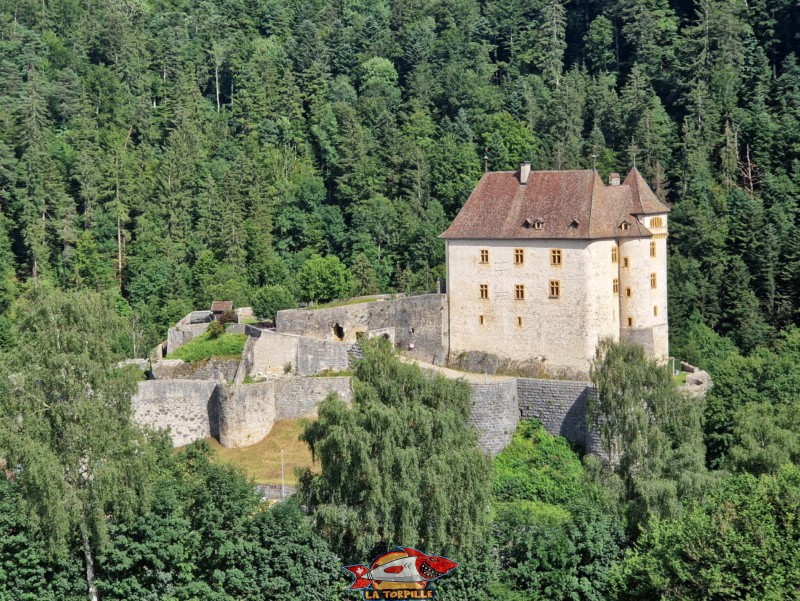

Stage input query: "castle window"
[
  {"left": 623, "top": 257, "right": 630, "bottom": 268},
  {"left": 550, "top": 249, "right": 562, "bottom": 266},
  {"left": 650, "top": 217, "right": 664, "bottom": 228},
  {"left": 626, "top": 287, "right": 632, "bottom": 298},
  {"left": 479, "top": 284, "right": 488, "bottom": 299},
  {"left": 480, "top": 249, "right": 489, "bottom": 264},
  {"left": 611, "top": 246, "right": 618, "bottom": 263},
  {"left": 514, "top": 249, "right": 524, "bottom": 265},
  {"left": 549, "top": 280, "right": 560, "bottom": 298},
  {"left": 515, "top": 284, "right": 525, "bottom": 300},
  {"left": 650, "top": 273, "right": 657, "bottom": 288},
  {"left": 517, "top": 316, "right": 523, "bottom": 326},
  {"left": 613, "top": 278, "right": 619, "bottom": 294},
  {"left": 654, "top": 306, "right": 659, "bottom": 316},
  {"left": 479, "top": 315, "right": 485, "bottom": 325},
  {"left": 628, "top": 317, "right": 634, "bottom": 327},
  {"left": 650, "top": 241, "right": 656, "bottom": 257}
]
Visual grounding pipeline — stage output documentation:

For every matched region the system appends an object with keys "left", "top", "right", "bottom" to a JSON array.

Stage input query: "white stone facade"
[{"left": 446, "top": 228, "right": 668, "bottom": 374}]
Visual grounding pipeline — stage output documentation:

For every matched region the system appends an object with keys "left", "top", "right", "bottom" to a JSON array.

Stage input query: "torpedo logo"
[{"left": 343, "top": 547, "right": 458, "bottom": 599}]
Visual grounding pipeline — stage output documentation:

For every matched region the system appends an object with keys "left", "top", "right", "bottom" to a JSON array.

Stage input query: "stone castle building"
[{"left": 441, "top": 164, "right": 670, "bottom": 375}]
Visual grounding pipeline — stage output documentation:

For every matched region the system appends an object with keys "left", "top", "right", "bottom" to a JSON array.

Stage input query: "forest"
[{"left": 1, "top": 0, "right": 800, "bottom": 597}]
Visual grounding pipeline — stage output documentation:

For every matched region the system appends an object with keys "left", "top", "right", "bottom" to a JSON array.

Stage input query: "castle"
[
  {"left": 441, "top": 165, "right": 670, "bottom": 375},
  {"left": 131, "top": 166, "right": 691, "bottom": 459}
]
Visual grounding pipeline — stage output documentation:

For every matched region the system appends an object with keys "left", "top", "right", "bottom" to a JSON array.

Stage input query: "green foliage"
[
  {"left": 704, "top": 327, "right": 800, "bottom": 468},
  {"left": 0, "top": 286, "right": 158, "bottom": 596},
  {"left": 493, "top": 419, "right": 585, "bottom": 504},
  {"left": 613, "top": 466, "right": 800, "bottom": 600},
  {"left": 298, "top": 338, "right": 491, "bottom": 561},
  {"left": 167, "top": 332, "right": 246, "bottom": 362},
  {"left": 490, "top": 420, "right": 626, "bottom": 600},
  {"left": 295, "top": 255, "right": 353, "bottom": 304},
  {"left": 252, "top": 284, "right": 297, "bottom": 320},
  {"left": 207, "top": 319, "right": 225, "bottom": 339},
  {"left": 589, "top": 340, "right": 709, "bottom": 526}
]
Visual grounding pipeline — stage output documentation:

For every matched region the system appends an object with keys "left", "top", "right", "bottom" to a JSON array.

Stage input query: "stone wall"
[
  {"left": 132, "top": 380, "right": 219, "bottom": 446},
  {"left": 468, "top": 380, "right": 519, "bottom": 455},
  {"left": 151, "top": 358, "right": 240, "bottom": 381},
  {"left": 274, "top": 377, "right": 352, "bottom": 419},
  {"left": 517, "top": 378, "right": 594, "bottom": 452},
  {"left": 276, "top": 294, "right": 448, "bottom": 365},
  {"left": 296, "top": 337, "right": 350, "bottom": 375},
  {"left": 166, "top": 311, "right": 212, "bottom": 354},
  {"left": 246, "top": 327, "right": 351, "bottom": 377},
  {"left": 218, "top": 382, "right": 276, "bottom": 448}
]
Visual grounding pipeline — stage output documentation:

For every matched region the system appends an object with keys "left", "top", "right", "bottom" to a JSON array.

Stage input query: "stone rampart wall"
[
  {"left": 132, "top": 380, "right": 219, "bottom": 446},
  {"left": 218, "top": 382, "right": 276, "bottom": 448},
  {"left": 468, "top": 380, "right": 519, "bottom": 455},
  {"left": 151, "top": 358, "right": 240, "bottom": 381},
  {"left": 276, "top": 294, "right": 448, "bottom": 365},
  {"left": 296, "top": 338, "right": 351, "bottom": 375},
  {"left": 517, "top": 379, "right": 594, "bottom": 452},
  {"left": 274, "top": 377, "right": 352, "bottom": 419}
]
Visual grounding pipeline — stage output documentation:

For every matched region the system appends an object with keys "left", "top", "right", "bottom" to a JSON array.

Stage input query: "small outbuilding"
[{"left": 210, "top": 300, "right": 234, "bottom": 322}]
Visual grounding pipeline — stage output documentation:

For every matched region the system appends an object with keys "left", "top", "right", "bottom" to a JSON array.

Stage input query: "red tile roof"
[{"left": 440, "top": 168, "right": 669, "bottom": 240}]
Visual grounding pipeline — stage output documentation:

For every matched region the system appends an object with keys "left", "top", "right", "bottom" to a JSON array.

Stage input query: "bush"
[
  {"left": 493, "top": 419, "right": 585, "bottom": 504},
  {"left": 252, "top": 285, "right": 297, "bottom": 320},
  {"left": 219, "top": 309, "right": 237, "bottom": 325},
  {"left": 207, "top": 320, "right": 224, "bottom": 339}
]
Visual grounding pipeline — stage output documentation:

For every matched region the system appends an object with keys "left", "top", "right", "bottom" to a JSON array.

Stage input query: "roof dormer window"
[
  {"left": 570, "top": 219, "right": 580, "bottom": 228},
  {"left": 619, "top": 220, "right": 631, "bottom": 231},
  {"left": 523, "top": 218, "right": 544, "bottom": 230}
]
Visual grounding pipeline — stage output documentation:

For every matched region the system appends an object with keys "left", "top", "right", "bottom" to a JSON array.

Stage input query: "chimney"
[
  {"left": 609, "top": 172, "right": 620, "bottom": 186},
  {"left": 520, "top": 162, "right": 531, "bottom": 185}
]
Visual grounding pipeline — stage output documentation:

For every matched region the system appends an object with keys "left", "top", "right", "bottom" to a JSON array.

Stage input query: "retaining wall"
[
  {"left": 517, "top": 379, "right": 594, "bottom": 452},
  {"left": 468, "top": 380, "right": 519, "bottom": 455},
  {"left": 151, "top": 358, "right": 240, "bottom": 381},
  {"left": 132, "top": 380, "right": 219, "bottom": 446},
  {"left": 274, "top": 377, "right": 352, "bottom": 419},
  {"left": 218, "top": 382, "right": 276, "bottom": 448}
]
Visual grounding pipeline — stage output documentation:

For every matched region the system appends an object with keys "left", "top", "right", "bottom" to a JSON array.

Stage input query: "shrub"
[
  {"left": 207, "top": 320, "right": 224, "bottom": 339},
  {"left": 219, "top": 309, "right": 237, "bottom": 325}
]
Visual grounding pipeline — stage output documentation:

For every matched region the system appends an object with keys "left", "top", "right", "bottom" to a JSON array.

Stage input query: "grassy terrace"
[
  {"left": 204, "top": 419, "right": 315, "bottom": 485},
  {"left": 308, "top": 296, "right": 383, "bottom": 310},
  {"left": 167, "top": 331, "right": 246, "bottom": 362}
]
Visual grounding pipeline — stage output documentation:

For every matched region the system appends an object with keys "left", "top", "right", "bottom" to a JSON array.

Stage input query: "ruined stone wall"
[
  {"left": 276, "top": 294, "right": 448, "bottom": 365},
  {"left": 166, "top": 311, "right": 212, "bottom": 354},
  {"left": 274, "top": 377, "right": 352, "bottom": 419},
  {"left": 151, "top": 358, "right": 240, "bottom": 381},
  {"left": 296, "top": 338, "right": 351, "bottom": 375},
  {"left": 468, "top": 380, "right": 519, "bottom": 455},
  {"left": 247, "top": 328, "right": 351, "bottom": 376},
  {"left": 218, "top": 382, "right": 276, "bottom": 448},
  {"left": 132, "top": 380, "right": 219, "bottom": 446},
  {"left": 248, "top": 329, "right": 299, "bottom": 375},
  {"left": 517, "top": 379, "right": 594, "bottom": 452}
]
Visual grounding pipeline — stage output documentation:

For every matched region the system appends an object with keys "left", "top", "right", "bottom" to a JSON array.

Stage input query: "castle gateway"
[{"left": 440, "top": 165, "right": 669, "bottom": 376}]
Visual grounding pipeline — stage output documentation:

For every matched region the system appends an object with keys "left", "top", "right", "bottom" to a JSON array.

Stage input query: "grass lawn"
[
  {"left": 167, "top": 332, "right": 246, "bottom": 362},
  {"left": 204, "top": 419, "right": 316, "bottom": 485},
  {"left": 672, "top": 371, "right": 688, "bottom": 385}
]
